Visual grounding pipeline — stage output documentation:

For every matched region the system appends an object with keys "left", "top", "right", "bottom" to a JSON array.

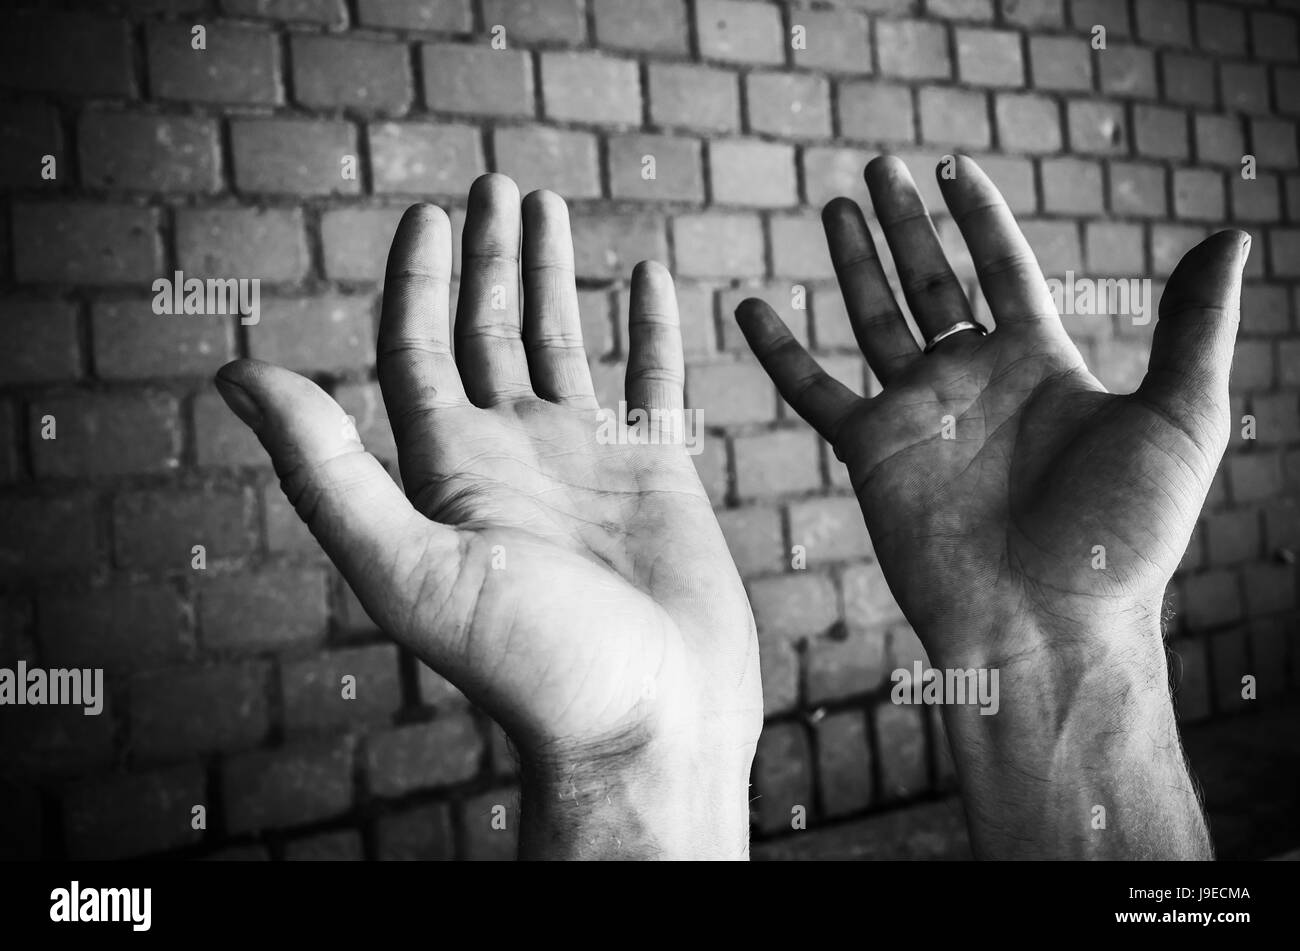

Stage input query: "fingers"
[
  {"left": 625, "top": 260, "right": 685, "bottom": 413},
  {"left": 521, "top": 190, "right": 597, "bottom": 408},
  {"left": 822, "top": 197, "right": 919, "bottom": 384},
  {"left": 1137, "top": 230, "right": 1251, "bottom": 440},
  {"left": 213, "top": 359, "right": 457, "bottom": 637},
  {"left": 378, "top": 204, "right": 468, "bottom": 479},
  {"left": 937, "top": 155, "right": 1060, "bottom": 330},
  {"left": 455, "top": 173, "right": 532, "bottom": 406},
  {"left": 735, "top": 298, "right": 860, "bottom": 444},
  {"left": 865, "top": 156, "right": 974, "bottom": 343}
]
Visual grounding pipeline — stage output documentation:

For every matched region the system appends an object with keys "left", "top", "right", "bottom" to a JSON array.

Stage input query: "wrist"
[
  {"left": 517, "top": 729, "right": 755, "bottom": 860},
  {"left": 923, "top": 603, "right": 1210, "bottom": 859}
]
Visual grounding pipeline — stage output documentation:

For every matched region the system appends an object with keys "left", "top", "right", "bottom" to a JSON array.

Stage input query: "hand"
[
  {"left": 736, "top": 155, "right": 1247, "bottom": 858},
  {"left": 215, "top": 174, "right": 761, "bottom": 859}
]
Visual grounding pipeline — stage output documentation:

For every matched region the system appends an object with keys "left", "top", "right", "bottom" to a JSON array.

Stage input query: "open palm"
[
  {"left": 217, "top": 175, "right": 760, "bottom": 767},
  {"left": 738, "top": 155, "right": 1248, "bottom": 671}
]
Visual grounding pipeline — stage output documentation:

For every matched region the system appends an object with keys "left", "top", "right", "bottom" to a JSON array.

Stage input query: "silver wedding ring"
[{"left": 923, "top": 320, "right": 988, "bottom": 353}]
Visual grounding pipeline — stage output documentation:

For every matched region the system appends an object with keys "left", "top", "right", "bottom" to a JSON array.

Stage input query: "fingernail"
[{"left": 214, "top": 375, "right": 263, "bottom": 430}]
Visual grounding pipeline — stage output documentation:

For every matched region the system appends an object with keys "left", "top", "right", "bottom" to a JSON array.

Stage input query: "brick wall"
[{"left": 0, "top": 0, "right": 1296, "bottom": 860}]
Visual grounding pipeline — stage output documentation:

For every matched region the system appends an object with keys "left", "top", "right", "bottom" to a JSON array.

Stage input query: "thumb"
[
  {"left": 214, "top": 358, "right": 460, "bottom": 642},
  {"left": 1136, "top": 229, "right": 1250, "bottom": 445}
]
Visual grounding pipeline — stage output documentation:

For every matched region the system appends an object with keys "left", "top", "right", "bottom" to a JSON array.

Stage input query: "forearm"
[
  {"left": 932, "top": 609, "right": 1212, "bottom": 860},
  {"left": 517, "top": 733, "right": 754, "bottom": 860}
]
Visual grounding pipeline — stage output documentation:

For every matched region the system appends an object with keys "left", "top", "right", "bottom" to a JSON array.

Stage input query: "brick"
[
  {"left": 1221, "top": 63, "right": 1270, "bottom": 115},
  {"left": 802, "top": 146, "right": 872, "bottom": 206},
  {"left": 1194, "top": 2, "right": 1247, "bottom": 56},
  {"left": 1195, "top": 113, "right": 1245, "bottom": 166},
  {"left": 113, "top": 486, "right": 255, "bottom": 569},
  {"left": 13, "top": 203, "right": 160, "bottom": 285},
  {"left": 1028, "top": 35, "right": 1092, "bottom": 92},
  {"left": 481, "top": 0, "right": 583, "bottom": 41},
  {"left": 696, "top": 0, "right": 784, "bottom": 65},
  {"left": 92, "top": 299, "right": 233, "bottom": 380},
  {"left": 63, "top": 766, "right": 205, "bottom": 859},
  {"left": 320, "top": 207, "right": 406, "bottom": 282},
  {"left": 148, "top": 22, "right": 280, "bottom": 105},
  {"left": 594, "top": 0, "right": 688, "bottom": 53},
  {"left": 714, "top": 506, "right": 783, "bottom": 575},
  {"left": 817, "top": 710, "right": 872, "bottom": 816},
  {"left": 284, "top": 830, "right": 363, "bottom": 861},
  {"left": 1135, "top": 0, "right": 1191, "bottom": 46},
  {"left": 754, "top": 722, "right": 812, "bottom": 832},
  {"left": 1066, "top": 100, "right": 1125, "bottom": 156},
  {"left": 838, "top": 82, "right": 914, "bottom": 145},
  {"left": 375, "top": 803, "right": 455, "bottom": 859},
  {"left": 1230, "top": 176, "right": 1281, "bottom": 223},
  {"left": 748, "top": 72, "right": 832, "bottom": 139},
  {"left": 1251, "top": 10, "right": 1300, "bottom": 62},
  {"left": 808, "top": 627, "right": 887, "bottom": 701},
  {"left": 1134, "top": 105, "right": 1189, "bottom": 161},
  {"left": 956, "top": 28, "right": 1023, "bottom": 88},
  {"left": 79, "top": 112, "right": 219, "bottom": 193},
  {"left": 1098, "top": 44, "right": 1156, "bottom": 98},
  {"left": 753, "top": 797, "right": 971, "bottom": 860},
  {"left": 0, "top": 697, "right": 116, "bottom": 780},
  {"left": 686, "top": 361, "right": 775, "bottom": 427},
  {"left": 40, "top": 583, "right": 196, "bottom": 673},
  {"left": 973, "top": 154, "right": 1036, "bottom": 213},
  {"left": 648, "top": 63, "right": 740, "bottom": 133},
  {"left": 176, "top": 207, "right": 309, "bottom": 283},
  {"left": 292, "top": 35, "right": 412, "bottom": 113},
  {"left": 1071, "top": 0, "right": 1130, "bottom": 35},
  {"left": 920, "top": 87, "right": 991, "bottom": 149},
  {"left": 416, "top": 662, "right": 469, "bottom": 710},
  {"left": 223, "top": 737, "right": 354, "bottom": 833},
  {"left": 222, "top": 0, "right": 347, "bottom": 25},
  {"left": 1162, "top": 52, "right": 1215, "bottom": 107},
  {"left": 282, "top": 644, "right": 402, "bottom": 731},
  {"left": 1205, "top": 509, "right": 1261, "bottom": 565},
  {"left": 0, "top": 495, "right": 98, "bottom": 575},
  {"left": 749, "top": 572, "right": 839, "bottom": 643},
  {"left": 928, "top": 0, "right": 993, "bottom": 17},
  {"left": 1231, "top": 340, "right": 1273, "bottom": 393},
  {"left": 130, "top": 662, "right": 271, "bottom": 759},
  {"left": 0, "top": 299, "right": 80, "bottom": 385},
  {"left": 1253, "top": 392, "right": 1300, "bottom": 445},
  {"left": 1281, "top": 340, "right": 1300, "bottom": 386},
  {"left": 369, "top": 122, "right": 484, "bottom": 196},
  {"left": 788, "top": 496, "right": 869, "bottom": 565},
  {"left": 1042, "top": 157, "right": 1104, "bottom": 214},
  {"left": 770, "top": 215, "right": 836, "bottom": 279},
  {"left": 193, "top": 389, "right": 264, "bottom": 470},
  {"left": 710, "top": 139, "right": 798, "bottom": 207},
  {"left": 1173, "top": 168, "right": 1226, "bottom": 222},
  {"left": 365, "top": 714, "right": 482, "bottom": 796},
  {"left": 1229, "top": 453, "right": 1283, "bottom": 504},
  {"left": 791, "top": 7, "right": 870, "bottom": 72},
  {"left": 30, "top": 392, "right": 179, "bottom": 478},
  {"left": 718, "top": 284, "right": 809, "bottom": 352},
  {"left": 1017, "top": 219, "right": 1081, "bottom": 276},
  {"left": 1002, "top": 0, "right": 1064, "bottom": 26},
  {"left": 357, "top": 0, "right": 471, "bottom": 31},
  {"left": 1210, "top": 627, "right": 1251, "bottom": 712},
  {"left": 1277, "top": 71, "right": 1300, "bottom": 117},
  {"left": 1109, "top": 161, "right": 1167, "bottom": 217},
  {"left": 1272, "top": 229, "right": 1300, "bottom": 278},
  {"left": 422, "top": 44, "right": 533, "bottom": 118},
  {"left": 1182, "top": 568, "right": 1242, "bottom": 630},
  {"left": 494, "top": 126, "right": 600, "bottom": 199},
  {"left": 875, "top": 701, "right": 927, "bottom": 799},
  {"left": 1251, "top": 119, "right": 1299, "bottom": 168},
  {"left": 0, "top": 12, "right": 134, "bottom": 98},
  {"left": 734, "top": 429, "right": 822, "bottom": 498},
  {"left": 608, "top": 134, "right": 703, "bottom": 202},
  {"left": 230, "top": 118, "right": 359, "bottom": 196},
  {"left": 672, "top": 213, "right": 764, "bottom": 277},
  {"left": 1084, "top": 221, "right": 1145, "bottom": 275},
  {"left": 200, "top": 567, "right": 329, "bottom": 652},
  {"left": 461, "top": 788, "right": 519, "bottom": 860},
  {"left": 995, "top": 93, "right": 1062, "bottom": 153},
  {"left": 571, "top": 211, "right": 667, "bottom": 279},
  {"left": 0, "top": 102, "right": 61, "bottom": 189},
  {"left": 247, "top": 296, "right": 376, "bottom": 373},
  {"left": 843, "top": 561, "right": 906, "bottom": 630},
  {"left": 541, "top": 52, "right": 640, "bottom": 126},
  {"left": 876, "top": 20, "right": 951, "bottom": 79}
]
